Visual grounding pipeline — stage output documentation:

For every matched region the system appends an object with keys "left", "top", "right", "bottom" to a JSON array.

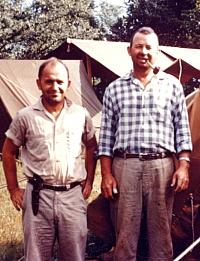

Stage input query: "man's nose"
[
  {"left": 52, "top": 81, "right": 59, "bottom": 90},
  {"left": 143, "top": 47, "right": 148, "bottom": 54}
]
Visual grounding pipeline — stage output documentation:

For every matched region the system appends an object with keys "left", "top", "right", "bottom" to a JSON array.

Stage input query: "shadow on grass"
[{"left": 0, "top": 242, "right": 24, "bottom": 261}]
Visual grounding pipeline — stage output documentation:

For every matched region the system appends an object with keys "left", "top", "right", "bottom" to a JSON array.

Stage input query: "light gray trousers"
[
  {"left": 111, "top": 157, "right": 175, "bottom": 261},
  {"left": 22, "top": 183, "right": 87, "bottom": 261}
]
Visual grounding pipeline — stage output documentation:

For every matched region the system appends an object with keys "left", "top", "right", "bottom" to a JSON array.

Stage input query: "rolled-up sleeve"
[{"left": 173, "top": 82, "right": 192, "bottom": 153}]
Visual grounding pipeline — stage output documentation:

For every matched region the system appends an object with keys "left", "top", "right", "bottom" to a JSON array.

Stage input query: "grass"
[
  {"left": 0, "top": 162, "right": 25, "bottom": 260},
  {"left": 0, "top": 161, "right": 101, "bottom": 260}
]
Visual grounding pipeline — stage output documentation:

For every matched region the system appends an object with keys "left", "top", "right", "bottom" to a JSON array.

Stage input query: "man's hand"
[
  {"left": 171, "top": 161, "right": 190, "bottom": 192},
  {"left": 81, "top": 180, "right": 93, "bottom": 199},
  {"left": 10, "top": 187, "right": 25, "bottom": 211},
  {"left": 101, "top": 174, "right": 118, "bottom": 200},
  {"left": 99, "top": 155, "right": 118, "bottom": 200}
]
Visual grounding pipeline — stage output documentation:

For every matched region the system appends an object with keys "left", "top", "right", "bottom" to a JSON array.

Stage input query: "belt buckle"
[
  {"left": 139, "top": 153, "right": 148, "bottom": 161},
  {"left": 160, "top": 152, "right": 165, "bottom": 158},
  {"left": 65, "top": 184, "right": 71, "bottom": 191}
]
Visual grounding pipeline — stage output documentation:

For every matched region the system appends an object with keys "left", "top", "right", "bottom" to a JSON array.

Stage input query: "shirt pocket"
[
  {"left": 27, "top": 134, "right": 51, "bottom": 160},
  {"left": 149, "top": 93, "right": 171, "bottom": 123},
  {"left": 151, "top": 103, "right": 166, "bottom": 123}
]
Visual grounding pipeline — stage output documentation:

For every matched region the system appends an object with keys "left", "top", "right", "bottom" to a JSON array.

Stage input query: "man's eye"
[
  {"left": 57, "top": 81, "right": 64, "bottom": 85},
  {"left": 146, "top": 46, "right": 152, "bottom": 50},
  {"left": 46, "top": 80, "right": 53, "bottom": 84},
  {"left": 135, "top": 45, "right": 142, "bottom": 48}
]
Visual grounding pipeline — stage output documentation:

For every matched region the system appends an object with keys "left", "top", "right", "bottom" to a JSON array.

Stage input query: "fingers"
[
  {"left": 11, "top": 194, "right": 22, "bottom": 211},
  {"left": 111, "top": 187, "right": 119, "bottom": 200},
  {"left": 101, "top": 186, "right": 112, "bottom": 198},
  {"left": 101, "top": 183, "right": 118, "bottom": 200},
  {"left": 172, "top": 177, "right": 189, "bottom": 192},
  {"left": 182, "top": 178, "right": 189, "bottom": 190},
  {"left": 101, "top": 175, "right": 118, "bottom": 199},
  {"left": 179, "top": 178, "right": 189, "bottom": 191},
  {"left": 82, "top": 188, "right": 91, "bottom": 199},
  {"left": 10, "top": 188, "right": 24, "bottom": 211},
  {"left": 171, "top": 176, "right": 176, "bottom": 188},
  {"left": 101, "top": 184, "right": 112, "bottom": 198},
  {"left": 82, "top": 182, "right": 92, "bottom": 199},
  {"left": 12, "top": 200, "right": 21, "bottom": 211}
]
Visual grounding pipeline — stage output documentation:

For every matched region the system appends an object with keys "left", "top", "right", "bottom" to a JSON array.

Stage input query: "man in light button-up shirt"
[{"left": 2, "top": 58, "right": 97, "bottom": 261}]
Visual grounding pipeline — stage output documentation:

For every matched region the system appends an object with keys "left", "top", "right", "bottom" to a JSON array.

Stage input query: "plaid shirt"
[{"left": 98, "top": 71, "right": 192, "bottom": 157}]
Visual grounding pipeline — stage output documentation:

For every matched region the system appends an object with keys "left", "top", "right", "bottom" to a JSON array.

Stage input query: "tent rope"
[
  {"left": 0, "top": 153, "right": 25, "bottom": 190},
  {"left": 178, "top": 58, "right": 182, "bottom": 81},
  {"left": 0, "top": 177, "right": 27, "bottom": 190},
  {"left": 190, "top": 193, "right": 195, "bottom": 243}
]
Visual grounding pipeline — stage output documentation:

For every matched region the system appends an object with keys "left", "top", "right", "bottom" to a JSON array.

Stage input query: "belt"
[
  {"left": 42, "top": 182, "right": 81, "bottom": 191},
  {"left": 114, "top": 150, "right": 172, "bottom": 161},
  {"left": 29, "top": 179, "right": 81, "bottom": 191}
]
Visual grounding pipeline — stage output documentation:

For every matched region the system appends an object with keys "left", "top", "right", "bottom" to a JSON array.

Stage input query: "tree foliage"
[
  {"left": 0, "top": 0, "right": 100, "bottom": 58},
  {"left": 93, "top": 1, "right": 124, "bottom": 39},
  {"left": 110, "top": 0, "right": 200, "bottom": 48},
  {"left": 1, "top": 0, "right": 200, "bottom": 58}
]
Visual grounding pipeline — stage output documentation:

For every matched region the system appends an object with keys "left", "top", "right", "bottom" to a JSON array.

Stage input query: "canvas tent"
[
  {"left": 160, "top": 46, "right": 200, "bottom": 83},
  {"left": 170, "top": 89, "right": 200, "bottom": 259},
  {"left": 0, "top": 60, "right": 102, "bottom": 151},
  {"left": 47, "top": 38, "right": 200, "bottom": 85},
  {"left": 173, "top": 88, "right": 200, "bottom": 200}
]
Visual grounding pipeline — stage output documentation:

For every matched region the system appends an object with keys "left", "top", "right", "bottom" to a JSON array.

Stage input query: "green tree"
[
  {"left": 111, "top": 0, "right": 200, "bottom": 48},
  {"left": 93, "top": 1, "right": 124, "bottom": 39},
  {"left": 0, "top": 0, "right": 100, "bottom": 59}
]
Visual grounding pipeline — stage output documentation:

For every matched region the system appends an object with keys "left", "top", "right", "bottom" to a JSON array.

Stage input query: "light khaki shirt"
[{"left": 6, "top": 98, "right": 95, "bottom": 184}]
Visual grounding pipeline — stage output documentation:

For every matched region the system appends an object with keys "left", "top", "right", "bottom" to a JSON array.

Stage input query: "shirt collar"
[
  {"left": 124, "top": 70, "right": 167, "bottom": 83},
  {"left": 32, "top": 97, "right": 73, "bottom": 111}
]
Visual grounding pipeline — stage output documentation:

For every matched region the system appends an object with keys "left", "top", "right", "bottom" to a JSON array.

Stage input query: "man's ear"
[
  {"left": 68, "top": 80, "right": 71, "bottom": 88},
  {"left": 157, "top": 47, "right": 161, "bottom": 56},
  {"left": 36, "top": 79, "right": 42, "bottom": 90}
]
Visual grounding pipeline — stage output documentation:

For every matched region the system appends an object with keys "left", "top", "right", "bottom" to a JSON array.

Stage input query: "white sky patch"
[{"left": 95, "top": 0, "right": 125, "bottom": 6}]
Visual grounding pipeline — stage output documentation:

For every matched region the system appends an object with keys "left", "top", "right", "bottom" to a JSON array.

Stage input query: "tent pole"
[
  {"left": 86, "top": 55, "right": 92, "bottom": 83},
  {"left": 173, "top": 236, "right": 200, "bottom": 261}
]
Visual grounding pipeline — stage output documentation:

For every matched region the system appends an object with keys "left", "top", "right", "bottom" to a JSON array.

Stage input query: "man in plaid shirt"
[{"left": 98, "top": 27, "right": 192, "bottom": 261}]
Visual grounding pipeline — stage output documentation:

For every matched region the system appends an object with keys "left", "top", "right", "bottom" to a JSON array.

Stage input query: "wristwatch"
[{"left": 178, "top": 157, "right": 190, "bottom": 163}]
